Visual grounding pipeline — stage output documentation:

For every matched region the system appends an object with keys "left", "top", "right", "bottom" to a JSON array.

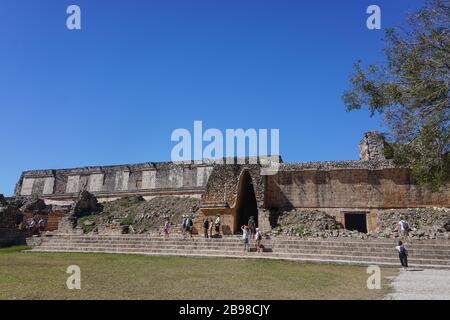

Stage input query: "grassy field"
[{"left": 0, "top": 246, "right": 398, "bottom": 300}]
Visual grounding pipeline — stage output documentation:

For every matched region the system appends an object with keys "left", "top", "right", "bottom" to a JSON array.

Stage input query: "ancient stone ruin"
[{"left": 1, "top": 131, "right": 449, "bottom": 242}]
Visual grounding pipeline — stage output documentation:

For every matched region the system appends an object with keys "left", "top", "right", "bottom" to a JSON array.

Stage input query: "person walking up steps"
[
  {"left": 395, "top": 241, "right": 409, "bottom": 269},
  {"left": 398, "top": 217, "right": 411, "bottom": 243},
  {"left": 241, "top": 225, "right": 250, "bottom": 252}
]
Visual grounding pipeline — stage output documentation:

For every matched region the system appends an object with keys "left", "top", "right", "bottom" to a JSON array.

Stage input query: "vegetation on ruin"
[
  {"left": 75, "top": 196, "right": 200, "bottom": 234},
  {"left": 343, "top": 0, "right": 450, "bottom": 190},
  {"left": 0, "top": 246, "right": 398, "bottom": 300}
]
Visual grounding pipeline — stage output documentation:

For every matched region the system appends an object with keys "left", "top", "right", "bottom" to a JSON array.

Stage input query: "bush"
[
  {"left": 77, "top": 216, "right": 98, "bottom": 234},
  {"left": 120, "top": 216, "right": 134, "bottom": 226}
]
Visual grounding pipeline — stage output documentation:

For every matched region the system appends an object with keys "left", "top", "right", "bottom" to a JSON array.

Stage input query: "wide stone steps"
[
  {"left": 34, "top": 235, "right": 450, "bottom": 245},
  {"left": 33, "top": 245, "right": 450, "bottom": 263},
  {"left": 35, "top": 240, "right": 450, "bottom": 258},
  {"left": 36, "top": 235, "right": 450, "bottom": 247},
  {"left": 28, "top": 235, "right": 450, "bottom": 269},
  {"left": 33, "top": 245, "right": 450, "bottom": 265},
  {"left": 35, "top": 239, "right": 450, "bottom": 253},
  {"left": 33, "top": 236, "right": 450, "bottom": 249}
]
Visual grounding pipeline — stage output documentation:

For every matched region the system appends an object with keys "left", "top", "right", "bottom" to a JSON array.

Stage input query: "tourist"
[
  {"left": 38, "top": 217, "right": 46, "bottom": 234},
  {"left": 181, "top": 215, "right": 187, "bottom": 237},
  {"left": 203, "top": 217, "right": 209, "bottom": 238},
  {"left": 255, "top": 228, "right": 262, "bottom": 253},
  {"left": 215, "top": 215, "right": 221, "bottom": 237},
  {"left": 186, "top": 215, "right": 193, "bottom": 238},
  {"left": 27, "top": 217, "right": 36, "bottom": 235},
  {"left": 395, "top": 241, "right": 408, "bottom": 269},
  {"left": 209, "top": 218, "right": 214, "bottom": 238},
  {"left": 248, "top": 216, "right": 256, "bottom": 236},
  {"left": 164, "top": 217, "right": 170, "bottom": 238},
  {"left": 241, "top": 225, "right": 250, "bottom": 252},
  {"left": 398, "top": 217, "right": 411, "bottom": 243}
]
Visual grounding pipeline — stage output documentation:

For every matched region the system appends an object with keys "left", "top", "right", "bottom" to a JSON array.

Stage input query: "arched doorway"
[{"left": 235, "top": 170, "right": 258, "bottom": 233}]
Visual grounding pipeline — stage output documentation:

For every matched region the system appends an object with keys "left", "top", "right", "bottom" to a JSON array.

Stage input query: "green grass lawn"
[{"left": 0, "top": 246, "right": 398, "bottom": 300}]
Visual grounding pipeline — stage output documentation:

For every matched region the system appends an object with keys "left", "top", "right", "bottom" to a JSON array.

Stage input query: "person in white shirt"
[
  {"left": 398, "top": 217, "right": 411, "bottom": 242},
  {"left": 214, "top": 215, "right": 221, "bottom": 237},
  {"left": 254, "top": 228, "right": 262, "bottom": 253},
  {"left": 241, "top": 225, "right": 249, "bottom": 252}
]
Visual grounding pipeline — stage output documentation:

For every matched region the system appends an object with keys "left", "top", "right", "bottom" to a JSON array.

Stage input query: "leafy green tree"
[{"left": 343, "top": 0, "right": 449, "bottom": 190}]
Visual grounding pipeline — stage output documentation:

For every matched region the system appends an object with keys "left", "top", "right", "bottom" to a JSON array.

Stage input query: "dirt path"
[{"left": 386, "top": 269, "right": 450, "bottom": 300}]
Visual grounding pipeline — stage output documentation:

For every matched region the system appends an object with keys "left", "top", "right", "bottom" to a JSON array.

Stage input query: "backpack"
[
  {"left": 402, "top": 220, "right": 410, "bottom": 231},
  {"left": 399, "top": 246, "right": 407, "bottom": 255}
]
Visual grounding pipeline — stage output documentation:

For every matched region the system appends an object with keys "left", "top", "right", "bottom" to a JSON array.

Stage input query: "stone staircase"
[{"left": 28, "top": 234, "right": 450, "bottom": 269}]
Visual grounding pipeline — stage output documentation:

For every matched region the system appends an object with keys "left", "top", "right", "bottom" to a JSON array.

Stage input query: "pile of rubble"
[
  {"left": 270, "top": 209, "right": 345, "bottom": 238},
  {"left": 77, "top": 195, "right": 200, "bottom": 234},
  {"left": 270, "top": 207, "right": 450, "bottom": 240},
  {"left": 376, "top": 208, "right": 450, "bottom": 240}
]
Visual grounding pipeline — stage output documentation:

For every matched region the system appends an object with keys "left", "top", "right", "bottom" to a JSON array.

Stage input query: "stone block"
[
  {"left": 20, "top": 178, "right": 35, "bottom": 196},
  {"left": 66, "top": 175, "right": 80, "bottom": 193}
]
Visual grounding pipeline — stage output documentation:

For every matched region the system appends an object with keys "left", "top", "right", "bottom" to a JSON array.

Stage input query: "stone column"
[{"left": 257, "top": 208, "right": 271, "bottom": 233}]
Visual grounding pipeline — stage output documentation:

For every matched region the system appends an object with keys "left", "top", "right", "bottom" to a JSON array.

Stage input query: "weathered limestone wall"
[
  {"left": 15, "top": 162, "right": 214, "bottom": 200},
  {"left": 196, "top": 162, "right": 267, "bottom": 234},
  {"left": 266, "top": 167, "right": 450, "bottom": 210},
  {"left": 201, "top": 164, "right": 265, "bottom": 208}
]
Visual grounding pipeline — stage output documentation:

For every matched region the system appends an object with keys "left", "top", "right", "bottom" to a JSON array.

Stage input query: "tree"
[{"left": 343, "top": 0, "right": 450, "bottom": 190}]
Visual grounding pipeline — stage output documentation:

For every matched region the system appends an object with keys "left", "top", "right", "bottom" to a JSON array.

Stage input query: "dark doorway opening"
[
  {"left": 235, "top": 171, "right": 259, "bottom": 233},
  {"left": 344, "top": 213, "right": 368, "bottom": 233}
]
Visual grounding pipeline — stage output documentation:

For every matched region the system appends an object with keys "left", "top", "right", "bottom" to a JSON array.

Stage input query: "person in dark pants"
[
  {"left": 396, "top": 241, "right": 408, "bottom": 269},
  {"left": 186, "top": 216, "right": 193, "bottom": 238},
  {"left": 203, "top": 217, "right": 209, "bottom": 238}
]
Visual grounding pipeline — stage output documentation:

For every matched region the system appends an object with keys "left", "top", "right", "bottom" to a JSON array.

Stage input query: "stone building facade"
[{"left": 12, "top": 132, "right": 450, "bottom": 235}]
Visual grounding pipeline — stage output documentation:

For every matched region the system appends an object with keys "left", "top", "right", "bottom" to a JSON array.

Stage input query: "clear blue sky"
[{"left": 0, "top": 0, "right": 424, "bottom": 195}]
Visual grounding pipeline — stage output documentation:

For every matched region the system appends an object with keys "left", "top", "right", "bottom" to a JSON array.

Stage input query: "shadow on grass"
[{"left": 0, "top": 245, "right": 32, "bottom": 254}]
